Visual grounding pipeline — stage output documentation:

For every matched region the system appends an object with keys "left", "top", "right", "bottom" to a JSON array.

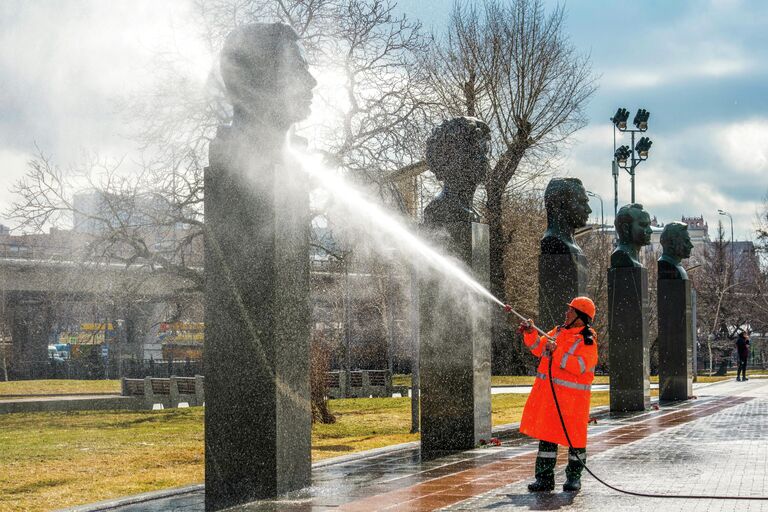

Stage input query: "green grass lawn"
[{"left": 0, "top": 379, "right": 121, "bottom": 396}]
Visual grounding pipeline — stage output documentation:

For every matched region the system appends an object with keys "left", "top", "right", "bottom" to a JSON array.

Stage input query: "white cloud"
[
  {"left": 714, "top": 119, "right": 768, "bottom": 173},
  {"left": 0, "top": 148, "right": 33, "bottom": 224},
  {"left": 604, "top": 57, "right": 753, "bottom": 90}
]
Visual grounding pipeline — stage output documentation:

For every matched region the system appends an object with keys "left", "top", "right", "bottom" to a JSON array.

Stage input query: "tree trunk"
[{"left": 311, "top": 336, "right": 336, "bottom": 424}]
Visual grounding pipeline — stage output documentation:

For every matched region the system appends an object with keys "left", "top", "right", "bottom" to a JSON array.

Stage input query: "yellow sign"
[{"left": 81, "top": 323, "right": 114, "bottom": 332}]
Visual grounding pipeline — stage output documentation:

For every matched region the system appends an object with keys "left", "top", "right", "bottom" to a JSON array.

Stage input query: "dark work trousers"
[
  {"left": 535, "top": 440, "right": 587, "bottom": 482},
  {"left": 737, "top": 358, "right": 748, "bottom": 380}
]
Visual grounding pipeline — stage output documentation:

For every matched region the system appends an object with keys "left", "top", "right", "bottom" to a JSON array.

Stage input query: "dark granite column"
[
  {"left": 419, "top": 117, "right": 492, "bottom": 455},
  {"left": 608, "top": 203, "right": 653, "bottom": 412},
  {"left": 658, "top": 279, "right": 692, "bottom": 401},
  {"left": 420, "top": 221, "right": 491, "bottom": 453},
  {"left": 539, "top": 255, "right": 588, "bottom": 328},
  {"left": 657, "top": 222, "right": 694, "bottom": 402},
  {"left": 608, "top": 267, "right": 650, "bottom": 411},
  {"left": 8, "top": 292, "right": 52, "bottom": 379},
  {"left": 204, "top": 23, "right": 315, "bottom": 510}
]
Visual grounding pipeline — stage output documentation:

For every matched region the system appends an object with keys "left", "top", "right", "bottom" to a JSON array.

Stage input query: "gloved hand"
[{"left": 518, "top": 318, "right": 535, "bottom": 335}]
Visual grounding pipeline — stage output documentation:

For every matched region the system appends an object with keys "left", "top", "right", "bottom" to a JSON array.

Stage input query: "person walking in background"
[
  {"left": 516, "top": 297, "right": 598, "bottom": 493},
  {"left": 735, "top": 331, "right": 750, "bottom": 381}
]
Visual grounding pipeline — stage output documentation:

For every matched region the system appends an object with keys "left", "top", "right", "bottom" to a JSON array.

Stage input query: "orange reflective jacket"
[{"left": 519, "top": 325, "right": 598, "bottom": 448}]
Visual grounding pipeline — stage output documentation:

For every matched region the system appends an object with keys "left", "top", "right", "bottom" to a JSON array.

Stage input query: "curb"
[{"left": 57, "top": 484, "right": 204, "bottom": 512}]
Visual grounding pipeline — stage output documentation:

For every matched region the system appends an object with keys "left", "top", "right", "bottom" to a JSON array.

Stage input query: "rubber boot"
[
  {"left": 563, "top": 447, "right": 586, "bottom": 492},
  {"left": 529, "top": 441, "right": 557, "bottom": 492}
]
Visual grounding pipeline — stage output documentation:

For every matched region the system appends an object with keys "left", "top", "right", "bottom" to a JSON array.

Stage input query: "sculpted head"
[
  {"left": 615, "top": 203, "right": 652, "bottom": 248},
  {"left": 660, "top": 222, "right": 693, "bottom": 262},
  {"left": 221, "top": 23, "right": 317, "bottom": 128},
  {"left": 544, "top": 178, "right": 591, "bottom": 234},
  {"left": 425, "top": 117, "right": 491, "bottom": 197}
]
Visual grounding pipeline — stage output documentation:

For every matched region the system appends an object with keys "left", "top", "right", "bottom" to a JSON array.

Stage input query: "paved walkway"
[{"left": 66, "top": 377, "right": 768, "bottom": 512}]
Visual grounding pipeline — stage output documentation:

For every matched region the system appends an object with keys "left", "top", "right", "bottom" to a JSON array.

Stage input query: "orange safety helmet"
[{"left": 567, "top": 296, "right": 596, "bottom": 321}]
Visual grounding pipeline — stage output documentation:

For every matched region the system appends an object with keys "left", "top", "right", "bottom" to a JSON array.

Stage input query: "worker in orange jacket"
[{"left": 517, "top": 296, "right": 598, "bottom": 493}]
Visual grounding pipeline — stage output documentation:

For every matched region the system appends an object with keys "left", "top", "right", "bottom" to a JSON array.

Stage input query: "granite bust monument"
[
  {"left": 423, "top": 117, "right": 491, "bottom": 225},
  {"left": 658, "top": 222, "right": 693, "bottom": 280},
  {"left": 611, "top": 203, "right": 653, "bottom": 268},
  {"left": 541, "top": 177, "right": 592, "bottom": 256},
  {"left": 657, "top": 220, "right": 694, "bottom": 401},
  {"left": 205, "top": 23, "right": 316, "bottom": 509},
  {"left": 420, "top": 116, "right": 492, "bottom": 454}
]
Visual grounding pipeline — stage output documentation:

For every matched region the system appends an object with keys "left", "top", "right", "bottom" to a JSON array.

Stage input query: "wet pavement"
[{"left": 65, "top": 377, "right": 768, "bottom": 512}]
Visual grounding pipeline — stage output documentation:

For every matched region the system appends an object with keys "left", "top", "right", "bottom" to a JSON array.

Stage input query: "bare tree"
[
  {"left": 495, "top": 189, "right": 545, "bottom": 373},
  {"left": 688, "top": 221, "right": 758, "bottom": 374},
  {"left": 7, "top": 149, "right": 204, "bottom": 292},
  {"left": 756, "top": 191, "right": 768, "bottom": 255},
  {"left": 579, "top": 228, "right": 613, "bottom": 372},
  {"left": 424, "top": 0, "right": 597, "bottom": 372}
]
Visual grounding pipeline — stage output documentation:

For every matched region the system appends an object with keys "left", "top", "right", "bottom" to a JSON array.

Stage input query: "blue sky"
[{"left": 1, "top": 0, "right": 766, "bottom": 241}]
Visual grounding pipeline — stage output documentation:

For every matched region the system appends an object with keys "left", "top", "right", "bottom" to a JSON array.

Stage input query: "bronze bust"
[
  {"left": 658, "top": 222, "right": 693, "bottom": 280},
  {"left": 423, "top": 117, "right": 491, "bottom": 225},
  {"left": 541, "top": 178, "right": 592, "bottom": 256},
  {"left": 611, "top": 203, "right": 653, "bottom": 268},
  {"left": 221, "top": 23, "right": 317, "bottom": 133}
]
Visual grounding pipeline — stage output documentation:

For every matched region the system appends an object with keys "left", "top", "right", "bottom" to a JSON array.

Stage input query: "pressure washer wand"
[{"left": 502, "top": 304, "right": 554, "bottom": 341}]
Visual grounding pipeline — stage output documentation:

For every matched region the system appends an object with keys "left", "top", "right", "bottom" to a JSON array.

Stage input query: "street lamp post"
[
  {"left": 718, "top": 209, "right": 734, "bottom": 278},
  {"left": 586, "top": 190, "right": 604, "bottom": 232},
  {"left": 611, "top": 108, "right": 653, "bottom": 205}
]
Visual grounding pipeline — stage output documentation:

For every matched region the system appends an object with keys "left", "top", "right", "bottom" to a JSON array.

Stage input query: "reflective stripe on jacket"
[{"left": 519, "top": 325, "right": 598, "bottom": 448}]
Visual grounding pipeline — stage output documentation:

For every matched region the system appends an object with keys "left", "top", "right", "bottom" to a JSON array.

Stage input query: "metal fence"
[{"left": 7, "top": 358, "right": 204, "bottom": 381}]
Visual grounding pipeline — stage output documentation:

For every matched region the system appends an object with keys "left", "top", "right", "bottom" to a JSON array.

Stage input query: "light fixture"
[
  {"left": 614, "top": 145, "right": 631, "bottom": 166},
  {"left": 611, "top": 108, "right": 630, "bottom": 130},
  {"left": 633, "top": 109, "right": 650, "bottom": 131},
  {"left": 635, "top": 137, "right": 652, "bottom": 159}
]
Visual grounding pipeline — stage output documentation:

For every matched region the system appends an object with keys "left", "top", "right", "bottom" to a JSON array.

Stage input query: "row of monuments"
[{"left": 202, "top": 22, "right": 693, "bottom": 511}]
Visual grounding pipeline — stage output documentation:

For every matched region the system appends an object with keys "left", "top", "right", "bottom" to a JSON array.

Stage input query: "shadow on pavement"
[{"left": 481, "top": 492, "right": 576, "bottom": 510}]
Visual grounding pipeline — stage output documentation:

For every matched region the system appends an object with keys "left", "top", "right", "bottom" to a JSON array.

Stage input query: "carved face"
[
  {"left": 630, "top": 210, "right": 653, "bottom": 247},
  {"left": 672, "top": 229, "right": 693, "bottom": 259},
  {"left": 467, "top": 126, "right": 491, "bottom": 185},
  {"left": 276, "top": 43, "right": 317, "bottom": 124},
  {"left": 661, "top": 225, "right": 693, "bottom": 262},
  {"left": 569, "top": 187, "right": 592, "bottom": 229},
  {"left": 222, "top": 25, "right": 317, "bottom": 126}
]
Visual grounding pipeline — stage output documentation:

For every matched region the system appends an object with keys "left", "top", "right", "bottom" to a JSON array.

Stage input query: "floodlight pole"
[
  {"left": 630, "top": 130, "right": 637, "bottom": 203},
  {"left": 612, "top": 116, "right": 650, "bottom": 205},
  {"left": 718, "top": 210, "right": 734, "bottom": 281}
]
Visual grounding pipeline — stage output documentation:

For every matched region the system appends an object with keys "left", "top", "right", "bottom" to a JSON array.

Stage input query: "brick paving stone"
[{"left": 442, "top": 395, "right": 768, "bottom": 512}]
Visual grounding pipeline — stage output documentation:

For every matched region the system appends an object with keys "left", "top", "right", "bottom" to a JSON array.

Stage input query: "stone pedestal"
[
  {"left": 657, "top": 278, "right": 693, "bottom": 401},
  {"left": 204, "top": 128, "right": 310, "bottom": 509},
  {"left": 8, "top": 292, "right": 52, "bottom": 379},
  {"left": 538, "top": 253, "right": 588, "bottom": 329},
  {"left": 420, "top": 222, "right": 491, "bottom": 453},
  {"left": 608, "top": 267, "right": 650, "bottom": 412}
]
